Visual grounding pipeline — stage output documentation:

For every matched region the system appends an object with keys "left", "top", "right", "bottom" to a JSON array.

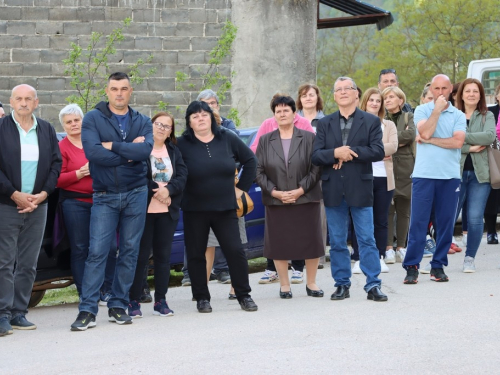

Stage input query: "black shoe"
[
  {"left": 228, "top": 293, "right": 237, "bottom": 300},
  {"left": 0, "top": 317, "right": 13, "bottom": 336},
  {"left": 306, "top": 285, "right": 324, "bottom": 297},
  {"left": 71, "top": 311, "right": 96, "bottom": 331},
  {"left": 108, "top": 308, "right": 133, "bottom": 324},
  {"left": 330, "top": 285, "right": 350, "bottom": 300},
  {"left": 197, "top": 300, "right": 212, "bottom": 313},
  {"left": 10, "top": 315, "right": 36, "bottom": 330},
  {"left": 430, "top": 267, "right": 449, "bottom": 282},
  {"left": 404, "top": 265, "right": 419, "bottom": 284},
  {"left": 279, "top": 288, "right": 293, "bottom": 299},
  {"left": 487, "top": 233, "right": 498, "bottom": 244},
  {"left": 318, "top": 264, "right": 324, "bottom": 269},
  {"left": 239, "top": 297, "right": 258, "bottom": 311},
  {"left": 216, "top": 271, "right": 231, "bottom": 284},
  {"left": 140, "top": 288, "right": 153, "bottom": 303},
  {"left": 367, "top": 286, "right": 388, "bottom": 302},
  {"left": 209, "top": 273, "right": 217, "bottom": 281}
]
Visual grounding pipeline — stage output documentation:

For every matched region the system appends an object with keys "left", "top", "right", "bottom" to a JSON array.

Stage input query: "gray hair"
[
  {"left": 59, "top": 103, "right": 84, "bottom": 126},
  {"left": 196, "top": 89, "right": 219, "bottom": 103},
  {"left": 333, "top": 77, "right": 357, "bottom": 91}
]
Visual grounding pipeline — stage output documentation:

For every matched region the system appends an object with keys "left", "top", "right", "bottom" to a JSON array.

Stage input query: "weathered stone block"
[
  {"left": 133, "top": 9, "right": 161, "bottom": 23},
  {"left": 147, "top": 78, "right": 176, "bottom": 92},
  {"left": 131, "top": 80, "right": 149, "bottom": 92},
  {"left": 63, "top": 22, "right": 92, "bottom": 35},
  {"left": 189, "top": 9, "right": 217, "bottom": 23},
  {"left": 12, "top": 49, "right": 41, "bottom": 63},
  {"left": 188, "top": 64, "right": 209, "bottom": 78},
  {"left": 154, "top": 0, "right": 176, "bottom": 7},
  {"left": 22, "top": 35, "right": 50, "bottom": 49},
  {"left": 134, "top": 91, "right": 164, "bottom": 105},
  {"left": 24, "top": 63, "right": 52, "bottom": 76},
  {"left": 51, "top": 90, "right": 71, "bottom": 104},
  {"left": 49, "top": 8, "right": 78, "bottom": 21},
  {"left": 6, "top": 0, "right": 32, "bottom": 5},
  {"left": 35, "top": 91, "right": 52, "bottom": 105},
  {"left": 148, "top": 23, "right": 176, "bottom": 37},
  {"left": 104, "top": 0, "right": 118, "bottom": 6},
  {"left": 191, "top": 36, "right": 218, "bottom": 51},
  {"left": 162, "top": 36, "right": 190, "bottom": 51},
  {"left": 49, "top": 35, "right": 79, "bottom": 49},
  {"left": 105, "top": 8, "right": 133, "bottom": 21},
  {"left": 0, "top": 35, "right": 22, "bottom": 48},
  {"left": 176, "top": 78, "right": 203, "bottom": 92},
  {"left": 217, "top": 9, "right": 231, "bottom": 23},
  {"left": 163, "top": 64, "right": 189, "bottom": 78},
  {"left": 176, "top": 0, "right": 205, "bottom": 9},
  {"left": 123, "top": 22, "right": 149, "bottom": 36},
  {"left": 0, "top": 21, "right": 6, "bottom": 34},
  {"left": 77, "top": 8, "right": 106, "bottom": 22},
  {"left": 206, "top": 0, "right": 231, "bottom": 10},
  {"left": 0, "top": 50, "right": 11, "bottom": 63},
  {"left": 90, "top": 0, "right": 106, "bottom": 6},
  {"left": 91, "top": 21, "right": 121, "bottom": 34},
  {"left": 22, "top": 7, "right": 50, "bottom": 20},
  {"left": 175, "top": 23, "right": 204, "bottom": 37},
  {"left": 36, "top": 21, "right": 64, "bottom": 35},
  {"left": 178, "top": 51, "right": 206, "bottom": 64},
  {"left": 0, "top": 79, "right": 10, "bottom": 90},
  {"left": 39, "top": 106, "right": 63, "bottom": 129},
  {"left": 150, "top": 51, "right": 178, "bottom": 64},
  {"left": 7, "top": 21, "right": 36, "bottom": 35},
  {"left": 161, "top": 9, "right": 189, "bottom": 23},
  {"left": 9, "top": 77, "right": 37, "bottom": 90},
  {"left": 134, "top": 37, "right": 163, "bottom": 51},
  {"left": 114, "top": 36, "right": 136, "bottom": 50},
  {"left": 205, "top": 22, "right": 223, "bottom": 37},
  {"left": 35, "top": 0, "right": 63, "bottom": 6},
  {"left": 161, "top": 91, "right": 191, "bottom": 106},
  {"left": 51, "top": 63, "right": 71, "bottom": 77},
  {"left": 38, "top": 78, "right": 67, "bottom": 91},
  {"left": 40, "top": 50, "right": 69, "bottom": 63},
  {"left": 0, "top": 7, "right": 21, "bottom": 21}
]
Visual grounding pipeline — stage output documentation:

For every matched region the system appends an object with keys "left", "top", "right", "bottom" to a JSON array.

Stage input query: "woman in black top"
[{"left": 176, "top": 101, "right": 258, "bottom": 313}]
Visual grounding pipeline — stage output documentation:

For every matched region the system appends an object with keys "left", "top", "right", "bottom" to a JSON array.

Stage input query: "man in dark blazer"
[{"left": 312, "top": 77, "right": 388, "bottom": 302}]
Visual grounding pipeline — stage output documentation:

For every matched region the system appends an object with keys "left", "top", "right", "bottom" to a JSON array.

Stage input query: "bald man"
[
  {"left": 0, "top": 85, "right": 61, "bottom": 336},
  {"left": 403, "top": 75, "right": 466, "bottom": 285}
]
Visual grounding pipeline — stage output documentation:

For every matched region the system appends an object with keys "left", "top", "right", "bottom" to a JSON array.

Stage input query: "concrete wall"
[
  {"left": 0, "top": 0, "right": 231, "bottom": 131},
  {"left": 231, "top": 0, "right": 317, "bottom": 128}
]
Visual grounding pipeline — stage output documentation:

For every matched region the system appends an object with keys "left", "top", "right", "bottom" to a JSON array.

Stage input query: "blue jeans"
[
  {"left": 455, "top": 171, "right": 491, "bottom": 258},
  {"left": 62, "top": 198, "right": 119, "bottom": 296},
  {"left": 325, "top": 198, "right": 381, "bottom": 292},
  {"left": 79, "top": 186, "right": 147, "bottom": 316}
]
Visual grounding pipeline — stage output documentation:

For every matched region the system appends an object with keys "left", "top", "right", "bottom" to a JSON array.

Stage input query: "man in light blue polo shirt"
[{"left": 403, "top": 74, "right": 466, "bottom": 285}]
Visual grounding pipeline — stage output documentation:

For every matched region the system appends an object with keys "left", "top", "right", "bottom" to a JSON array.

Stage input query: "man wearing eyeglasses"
[
  {"left": 378, "top": 69, "right": 413, "bottom": 113},
  {"left": 312, "top": 77, "right": 387, "bottom": 302},
  {"left": 71, "top": 72, "right": 153, "bottom": 331},
  {"left": 197, "top": 89, "right": 239, "bottom": 135}
]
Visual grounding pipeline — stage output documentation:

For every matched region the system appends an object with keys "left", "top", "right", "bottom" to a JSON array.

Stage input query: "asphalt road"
[{"left": 3, "top": 237, "right": 500, "bottom": 375}]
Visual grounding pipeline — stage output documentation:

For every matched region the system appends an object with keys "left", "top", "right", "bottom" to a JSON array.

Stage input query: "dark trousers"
[
  {"left": 404, "top": 178, "right": 460, "bottom": 269},
  {"left": 266, "top": 258, "right": 304, "bottom": 272},
  {"left": 484, "top": 189, "right": 500, "bottom": 234},
  {"left": 353, "top": 177, "right": 394, "bottom": 258},
  {"left": 183, "top": 210, "right": 251, "bottom": 302},
  {"left": 130, "top": 212, "right": 178, "bottom": 303}
]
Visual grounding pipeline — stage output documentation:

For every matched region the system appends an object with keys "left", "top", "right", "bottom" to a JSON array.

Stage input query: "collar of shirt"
[
  {"left": 339, "top": 110, "right": 355, "bottom": 122},
  {"left": 12, "top": 111, "right": 38, "bottom": 134}
]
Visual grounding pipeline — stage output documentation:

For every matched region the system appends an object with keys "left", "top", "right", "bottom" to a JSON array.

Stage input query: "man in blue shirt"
[
  {"left": 71, "top": 72, "right": 153, "bottom": 331},
  {"left": 403, "top": 74, "right": 466, "bottom": 284}
]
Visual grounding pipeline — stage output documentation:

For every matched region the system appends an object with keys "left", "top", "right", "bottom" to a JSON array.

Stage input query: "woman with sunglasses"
[{"left": 128, "top": 112, "right": 187, "bottom": 318}]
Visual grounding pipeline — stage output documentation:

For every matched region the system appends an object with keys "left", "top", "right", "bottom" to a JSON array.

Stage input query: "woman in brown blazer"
[
  {"left": 350, "top": 88, "right": 398, "bottom": 274},
  {"left": 255, "top": 95, "right": 324, "bottom": 299}
]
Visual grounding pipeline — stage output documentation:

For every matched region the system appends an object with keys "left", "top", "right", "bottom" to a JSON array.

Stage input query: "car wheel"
[{"left": 28, "top": 290, "right": 46, "bottom": 308}]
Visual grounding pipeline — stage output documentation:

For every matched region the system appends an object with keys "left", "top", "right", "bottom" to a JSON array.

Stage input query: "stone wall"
[{"left": 0, "top": 0, "right": 232, "bottom": 131}]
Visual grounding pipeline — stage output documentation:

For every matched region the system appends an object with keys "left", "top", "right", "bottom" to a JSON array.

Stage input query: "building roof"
[{"left": 318, "top": 0, "right": 393, "bottom": 31}]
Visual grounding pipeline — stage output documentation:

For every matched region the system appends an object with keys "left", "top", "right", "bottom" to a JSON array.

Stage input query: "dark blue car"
[{"left": 30, "top": 127, "right": 264, "bottom": 307}]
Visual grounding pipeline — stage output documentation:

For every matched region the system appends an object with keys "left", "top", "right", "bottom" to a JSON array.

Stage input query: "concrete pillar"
[{"left": 231, "top": 0, "right": 317, "bottom": 128}]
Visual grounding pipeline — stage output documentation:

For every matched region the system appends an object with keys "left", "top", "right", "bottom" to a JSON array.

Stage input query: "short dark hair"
[
  {"left": 108, "top": 72, "right": 130, "bottom": 83},
  {"left": 378, "top": 69, "right": 398, "bottom": 83},
  {"left": 183, "top": 100, "right": 220, "bottom": 141},
  {"left": 152, "top": 111, "right": 177, "bottom": 145},
  {"left": 270, "top": 94, "right": 296, "bottom": 113},
  {"left": 455, "top": 78, "right": 488, "bottom": 116}
]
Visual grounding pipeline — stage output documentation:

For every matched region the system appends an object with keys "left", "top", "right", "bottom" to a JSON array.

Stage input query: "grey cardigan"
[
  {"left": 460, "top": 110, "right": 496, "bottom": 183},
  {"left": 255, "top": 127, "right": 322, "bottom": 206}
]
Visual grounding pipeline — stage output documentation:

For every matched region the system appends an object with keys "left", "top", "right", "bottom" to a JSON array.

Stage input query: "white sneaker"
[
  {"left": 258, "top": 270, "right": 279, "bottom": 284},
  {"left": 290, "top": 267, "right": 304, "bottom": 284},
  {"left": 462, "top": 234, "right": 467, "bottom": 247},
  {"left": 352, "top": 260, "right": 362, "bottom": 274},
  {"left": 396, "top": 248, "right": 407, "bottom": 263},
  {"left": 463, "top": 256, "right": 475, "bottom": 273},
  {"left": 380, "top": 257, "right": 389, "bottom": 273},
  {"left": 420, "top": 262, "right": 432, "bottom": 274},
  {"left": 385, "top": 249, "right": 396, "bottom": 264}
]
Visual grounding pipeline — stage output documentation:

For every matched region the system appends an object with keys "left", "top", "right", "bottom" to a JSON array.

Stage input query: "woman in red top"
[{"left": 57, "top": 104, "right": 117, "bottom": 300}]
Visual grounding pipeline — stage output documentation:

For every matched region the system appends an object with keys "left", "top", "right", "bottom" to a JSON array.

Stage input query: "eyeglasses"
[
  {"left": 333, "top": 87, "right": 356, "bottom": 93},
  {"left": 153, "top": 122, "right": 172, "bottom": 130},
  {"left": 205, "top": 100, "right": 218, "bottom": 107},
  {"left": 380, "top": 69, "right": 396, "bottom": 75}
]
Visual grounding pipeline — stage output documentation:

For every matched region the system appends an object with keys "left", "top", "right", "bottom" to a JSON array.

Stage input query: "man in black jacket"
[
  {"left": 0, "top": 84, "right": 62, "bottom": 336},
  {"left": 312, "top": 77, "right": 388, "bottom": 302}
]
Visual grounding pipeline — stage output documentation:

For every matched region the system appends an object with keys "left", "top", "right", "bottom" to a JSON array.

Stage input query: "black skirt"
[{"left": 263, "top": 202, "right": 324, "bottom": 260}]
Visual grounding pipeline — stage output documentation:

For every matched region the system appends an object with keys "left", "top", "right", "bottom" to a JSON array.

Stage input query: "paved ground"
[{"left": 3, "top": 237, "right": 500, "bottom": 375}]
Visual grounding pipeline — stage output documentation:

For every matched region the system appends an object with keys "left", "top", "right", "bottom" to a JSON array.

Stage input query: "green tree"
[
  {"left": 354, "top": 0, "right": 500, "bottom": 106},
  {"left": 63, "top": 18, "right": 155, "bottom": 113}
]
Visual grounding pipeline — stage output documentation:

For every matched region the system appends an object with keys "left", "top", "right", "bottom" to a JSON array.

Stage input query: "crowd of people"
[{"left": 1, "top": 68, "right": 499, "bottom": 337}]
